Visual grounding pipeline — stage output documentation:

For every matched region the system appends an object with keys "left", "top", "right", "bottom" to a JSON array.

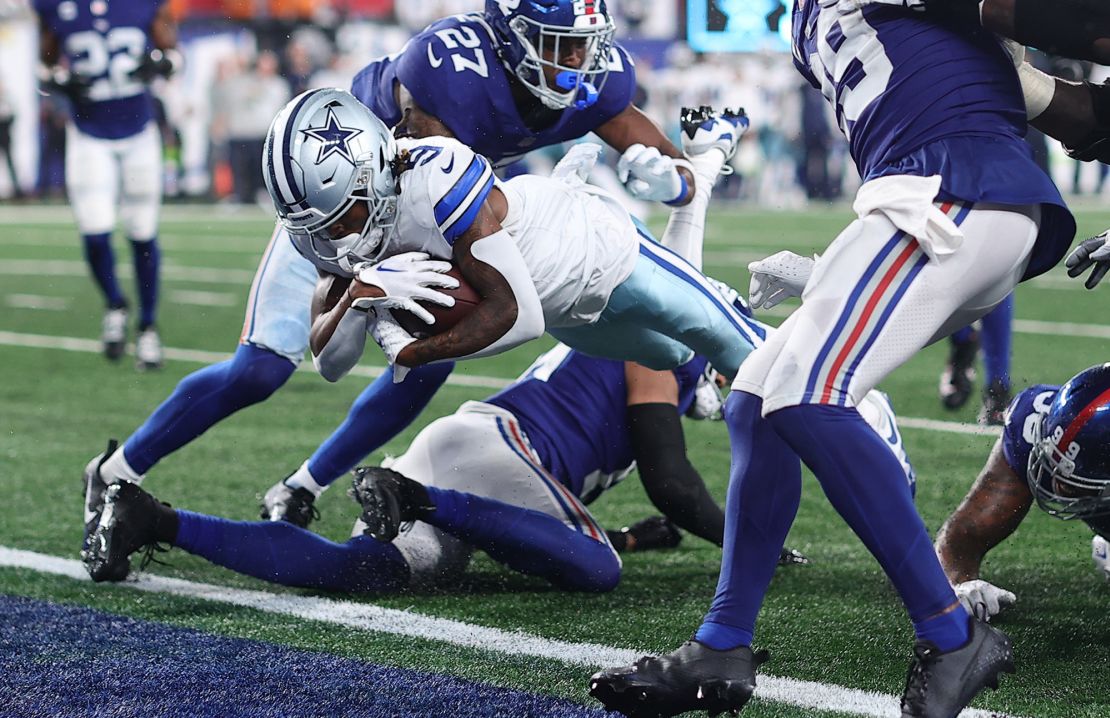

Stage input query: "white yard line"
[
  {"left": 0, "top": 329, "right": 1000, "bottom": 431},
  {"left": 5, "top": 294, "right": 69, "bottom": 311},
  {"left": 0, "top": 546, "right": 1022, "bottom": 718}
]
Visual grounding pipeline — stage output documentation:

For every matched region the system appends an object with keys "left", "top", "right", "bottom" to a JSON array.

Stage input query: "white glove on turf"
[
  {"left": 617, "top": 144, "right": 684, "bottom": 203},
  {"left": 953, "top": 579, "right": 1017, "bottom": 621},
  {"left": 351, "top": 252, "right": 458, "bottom": 325},
  {"left": 747, "top": 250, "right": 816, "bottom": 309},
  {"left": 1093, "top": 535, "right": 1110, "bottom": 581}
]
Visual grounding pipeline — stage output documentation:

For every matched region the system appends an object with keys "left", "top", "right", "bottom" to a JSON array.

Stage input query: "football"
[{"left": 390, "top": 265, "right": 482, "bottom": 338}]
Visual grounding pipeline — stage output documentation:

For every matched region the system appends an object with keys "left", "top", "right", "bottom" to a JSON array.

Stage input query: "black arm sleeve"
[
  {"left": 627, "top": 403, "right": 724, "bottom": 546},
  {"left": 1013, "top": 0, "right": 1110, "bottom": 64}
]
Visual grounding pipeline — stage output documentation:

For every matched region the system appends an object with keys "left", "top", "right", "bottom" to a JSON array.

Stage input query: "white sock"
[
  {"left": 659, "top": 151, "right": 724, "bottom": 269},
  {"left": 284, "top": 460, "right": 328, "bottom": 497},
  {"left": 99, "top": 447, "right": 145, "bottom": 485}
]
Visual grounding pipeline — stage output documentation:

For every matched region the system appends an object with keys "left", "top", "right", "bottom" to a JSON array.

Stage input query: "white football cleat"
[
  {"left": 134, "top": 326, "right": 164, "bottom": 371},
  {"left": 101, "top": 307, "right": 129, "bottom": 361},
  {"left": 680, "top": 106, "right": 750, "bottom": 167}
]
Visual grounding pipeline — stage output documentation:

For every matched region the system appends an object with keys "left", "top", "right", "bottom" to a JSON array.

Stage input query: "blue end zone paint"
[{"left": 0, "top": 595, "right": 614, "bottom": 718}]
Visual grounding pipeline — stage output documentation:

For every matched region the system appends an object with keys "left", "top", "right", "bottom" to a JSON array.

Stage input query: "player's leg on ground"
[
  {"left": 97, "top": 229, "right": 316, "bottom": 482},
  {"left": 66, "top": 125, "right": 128, "bottom": 333},
  {"left": 384, "top": 405, "right": 622, "bottom": 592},
  {"left": 695, "top": 390, "right": 802, "bottom": 650},
  {"left": 755, "top": 204, "right": 1038, "bottom": 651},
  {"left": 285, "top": 362, "right": 457, "bottom": 495},
  {"left": 174, "top": 510, "right": 409, "bottom": 592},
  {"left": 121, "top": 123, "right": 164, "bottom": 334}
]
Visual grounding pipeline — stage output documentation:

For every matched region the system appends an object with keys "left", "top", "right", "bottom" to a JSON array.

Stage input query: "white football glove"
[
  {"left": 551, "top": 142, "right": 603, "bottom": 187},
  {"left": 953, "top": 579, "right": 1017, "bottom": 621},
  {"left": 1065, "top": 230, "right": 1110, "bottom": 289},
  {"left": 747, "top": 251, "right": 816, "bottom": 310},
  {"left": 617, "top": 144, "right": 685, "bottom": 203},
  {"left": 1093, "top": 535, "right": 1110, "bottom": 581},
  {"left": 350, "top": 252, "right": 458, "bottom": 325},
  {"left": 368, "top": 311, "right": 416, "bottom": 383}
]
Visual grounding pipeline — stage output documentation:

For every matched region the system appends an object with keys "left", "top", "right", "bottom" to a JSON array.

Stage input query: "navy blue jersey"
[
  {"left": 34, "top": 0, "right": 161, "bottom": 139},
  {"left": 791, "top": 1, "right": 1074, "bottom": 279},
  {"left": 1002, "top": 384, "right": 1110, "bottom": 539},
  {"left": 487, "top": 346, "right": 706, "bottom": 499},
  {"left": 350, "top": 13, "right": 637, "bottom": 166}
]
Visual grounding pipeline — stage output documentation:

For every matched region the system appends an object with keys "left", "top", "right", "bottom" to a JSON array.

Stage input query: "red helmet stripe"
[{"left": 1059, "top": 386, "right": 1110, "bottom": 449}]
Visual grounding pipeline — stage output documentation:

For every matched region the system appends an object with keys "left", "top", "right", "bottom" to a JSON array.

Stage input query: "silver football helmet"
[{"left": 263, "top": 88, "right": 398, "bottom": 271}]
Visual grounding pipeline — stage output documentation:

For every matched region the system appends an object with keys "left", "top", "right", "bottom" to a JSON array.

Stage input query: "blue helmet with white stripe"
[
  {"left": 485, "top": 0, "right": 616, "bottom": 110},
  {"left": 263, "top": 88, "right": 398, "bottom": 271}
]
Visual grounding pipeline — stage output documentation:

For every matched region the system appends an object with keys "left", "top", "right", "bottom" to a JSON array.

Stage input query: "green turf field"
[{"left": 1, "top": 203, "right": 1108, "bottom": 717}]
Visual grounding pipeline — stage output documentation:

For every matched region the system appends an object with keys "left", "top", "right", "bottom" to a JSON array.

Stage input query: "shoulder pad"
[
  {"left": 393, "top": 15, "right": 499, "bottom": 113},
  {"left": 591, "top": 44, "right": 637, "bottom": 118},
  {"left": 397, "top": 137, "right": 495, "bottom": 245}
]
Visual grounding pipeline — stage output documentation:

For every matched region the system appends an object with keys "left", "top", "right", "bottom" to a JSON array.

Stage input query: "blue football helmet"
[
  {"left": 485, "top": 0, "right": 616, "bottom": 110},
  {"left": 1028, "top": 363, "right": 1110, "bottom": 520},
  {"left": 263, "top": 88, "right": 398, "bottom": 273}
]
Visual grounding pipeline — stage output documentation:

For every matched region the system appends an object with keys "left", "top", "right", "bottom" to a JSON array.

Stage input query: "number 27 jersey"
[{"left": 34, "top": 0, "right": 162, "bottom": 140}]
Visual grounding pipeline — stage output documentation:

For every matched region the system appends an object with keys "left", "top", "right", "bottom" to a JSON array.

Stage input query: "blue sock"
[
  {"left": 424, "top": 485, "right": 621, "bottom": 593},
  {"left": 129, "top": 238, "right": 160, "bottom": 330},
  {"left": 950, "top": 325, "right": 975, "bottom": 345},
  {"left": 696, "top": 392, "right": 802, "bottom": 650},
  {"left": 767, "top": 404, "right": 969, "bottom": 651},
  {"left": 82, "top": 232, "right": 126, "bottom": 308},
  {"left": 174, "top": 510, "right": 408, "bottom": 592},
  {"left": 979, "top": 294, "right": 1013, "bottom": 390},
  {"left": 122, "top": 344, "right": 295, "bottom": 474},
  {"left": 306, "top": 362, "right": 454, "bottom": 487}
]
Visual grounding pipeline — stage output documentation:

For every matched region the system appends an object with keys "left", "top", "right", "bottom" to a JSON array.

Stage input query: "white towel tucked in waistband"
[{"left": 852, "top": 174, "right": 964, "bottom": 263}]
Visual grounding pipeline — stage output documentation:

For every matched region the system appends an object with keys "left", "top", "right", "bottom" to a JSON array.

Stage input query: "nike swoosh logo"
[
  {"left": 427, "top": 44, "right": 443, "bottom": 68},
  {"left": 441, "top": 154, "right": 455, "bottom": 174}
]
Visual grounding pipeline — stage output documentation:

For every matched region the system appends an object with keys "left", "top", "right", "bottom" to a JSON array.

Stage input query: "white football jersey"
[
  {"left": 389, "top": 136, "right": 638, "bottom": 328},
  {"left": 296, "top": 135, "right": 640, "bottom": 327}
]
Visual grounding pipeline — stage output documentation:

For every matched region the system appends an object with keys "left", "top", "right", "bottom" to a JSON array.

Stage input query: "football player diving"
[
  {"left": 80, "top": 0, "right": 740, "bottom": 561},
  {"left": 933, "top": 363, "right": 1110, "bottom": 621},
  {"left": 591, "top": 1, "right": 1077, "bottom": 717},
  {"left": 35, "top": 0, "right": 181, "bottom": 368}
]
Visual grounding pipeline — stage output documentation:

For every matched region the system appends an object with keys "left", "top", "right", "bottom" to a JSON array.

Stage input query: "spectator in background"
[
  {"left": 0, "top": 79, "right": 23, "bottom": 199},
  {"left": 217, "top": 51, "right": 290, "bottom": 205}
]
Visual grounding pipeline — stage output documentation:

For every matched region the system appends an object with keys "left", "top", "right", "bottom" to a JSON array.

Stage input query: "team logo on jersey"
[
  {"left": 495, "top": 0, "right": 521, "bottom": 16},
  {"left": 299, "top": 107, "right": 363, "bottom": 166},
  {"left": 573, "top": 0, "right": 598, "bottom": 15},
  {"left": 90, "top": 0, "right": 107, "bottom": 15},
  {"left": 58, "top": 1, "right": 77, "bottom": 21}
]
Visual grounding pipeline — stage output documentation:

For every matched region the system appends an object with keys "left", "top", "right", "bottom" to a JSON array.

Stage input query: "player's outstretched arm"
[
  {"left": 624, "top": 363, "right": 725, "bottom": 546},
  {"left": 935, "top": 439, "right": 1033, "bottom": 584},
  {"left": 596, "top": 105, "right": 696, "bottom": 206},
  {"left": 396, "top": 200, "right": 544, "bottom": 367}
]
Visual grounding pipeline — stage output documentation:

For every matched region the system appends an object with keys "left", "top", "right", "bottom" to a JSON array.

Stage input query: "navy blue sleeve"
[
  {"left": 350, "top": 59, "right": 402, "bottom": 127},
  {"left": 591, "top": 44, "right": 637, "bottom": 122},
  {"left": 674, "top": 357, "right": 709, "bottom": 417}
]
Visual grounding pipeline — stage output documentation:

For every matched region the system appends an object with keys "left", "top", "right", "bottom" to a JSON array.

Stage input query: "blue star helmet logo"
[{"left": 299, "top": 106, "right": 364, "bottom": 166}]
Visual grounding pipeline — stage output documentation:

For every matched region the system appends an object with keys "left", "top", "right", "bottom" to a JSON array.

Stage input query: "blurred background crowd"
[{"left": 0, "top": 0, "right": 1106, "bottom": 209}]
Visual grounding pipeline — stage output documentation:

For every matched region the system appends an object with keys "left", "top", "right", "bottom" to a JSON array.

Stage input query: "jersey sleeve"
[
  {"left": 592, "top": 44, "right": 637, "bottom": 121},
  {"left": 397, "top": 137, "right": 496, "bottom": 249},
  {"left": 1001, "top": 385, "right": 1059, "bottom": 479},
  {"left": 350, "top": 57, "right": 403, "bottom": 127}
]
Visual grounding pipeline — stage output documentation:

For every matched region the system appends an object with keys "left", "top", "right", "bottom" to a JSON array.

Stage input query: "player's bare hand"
[
  {"left": 1065, "top": 231, "right": 1110, "bottom": 289},
  {"left": 747, "top": 250, "right": 816, "bottom": 309},
  {"left": 350, "top": 252, "right": 458, "bottom": 324},
  {"left": 953, "top": 579, "right": 1016, "bottom": 621}
]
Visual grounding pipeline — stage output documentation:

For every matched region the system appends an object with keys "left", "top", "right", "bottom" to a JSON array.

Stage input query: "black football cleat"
[
  {"left": 939, "top": 333, "right": 978, "bottom": 410},
  {"left": 978, "top": 379, "right": 1012, "bottom": 427},
  {"left": 349, "top": 466, "right": 434, "bottom": 542},
  {"left": 900, "top": 617, "right": 1014, "bottom": 718},
  {"left": 777, "top": 547, "right": 810, "bottom": 566},
  {"left": 607, "top": 516, "right": 683, "bottom": 553},
  {"left": 85, "top": 481, "right": 175, "bottom": 583},
  {"left": 82, "top": 439, "right": 117, "bottom": 558},
  {"left": 260, "top": 478, "right": 320, "bottom": 528},
  {"left": 589, "top": 640, "right": 768, "bottom": 718}
]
